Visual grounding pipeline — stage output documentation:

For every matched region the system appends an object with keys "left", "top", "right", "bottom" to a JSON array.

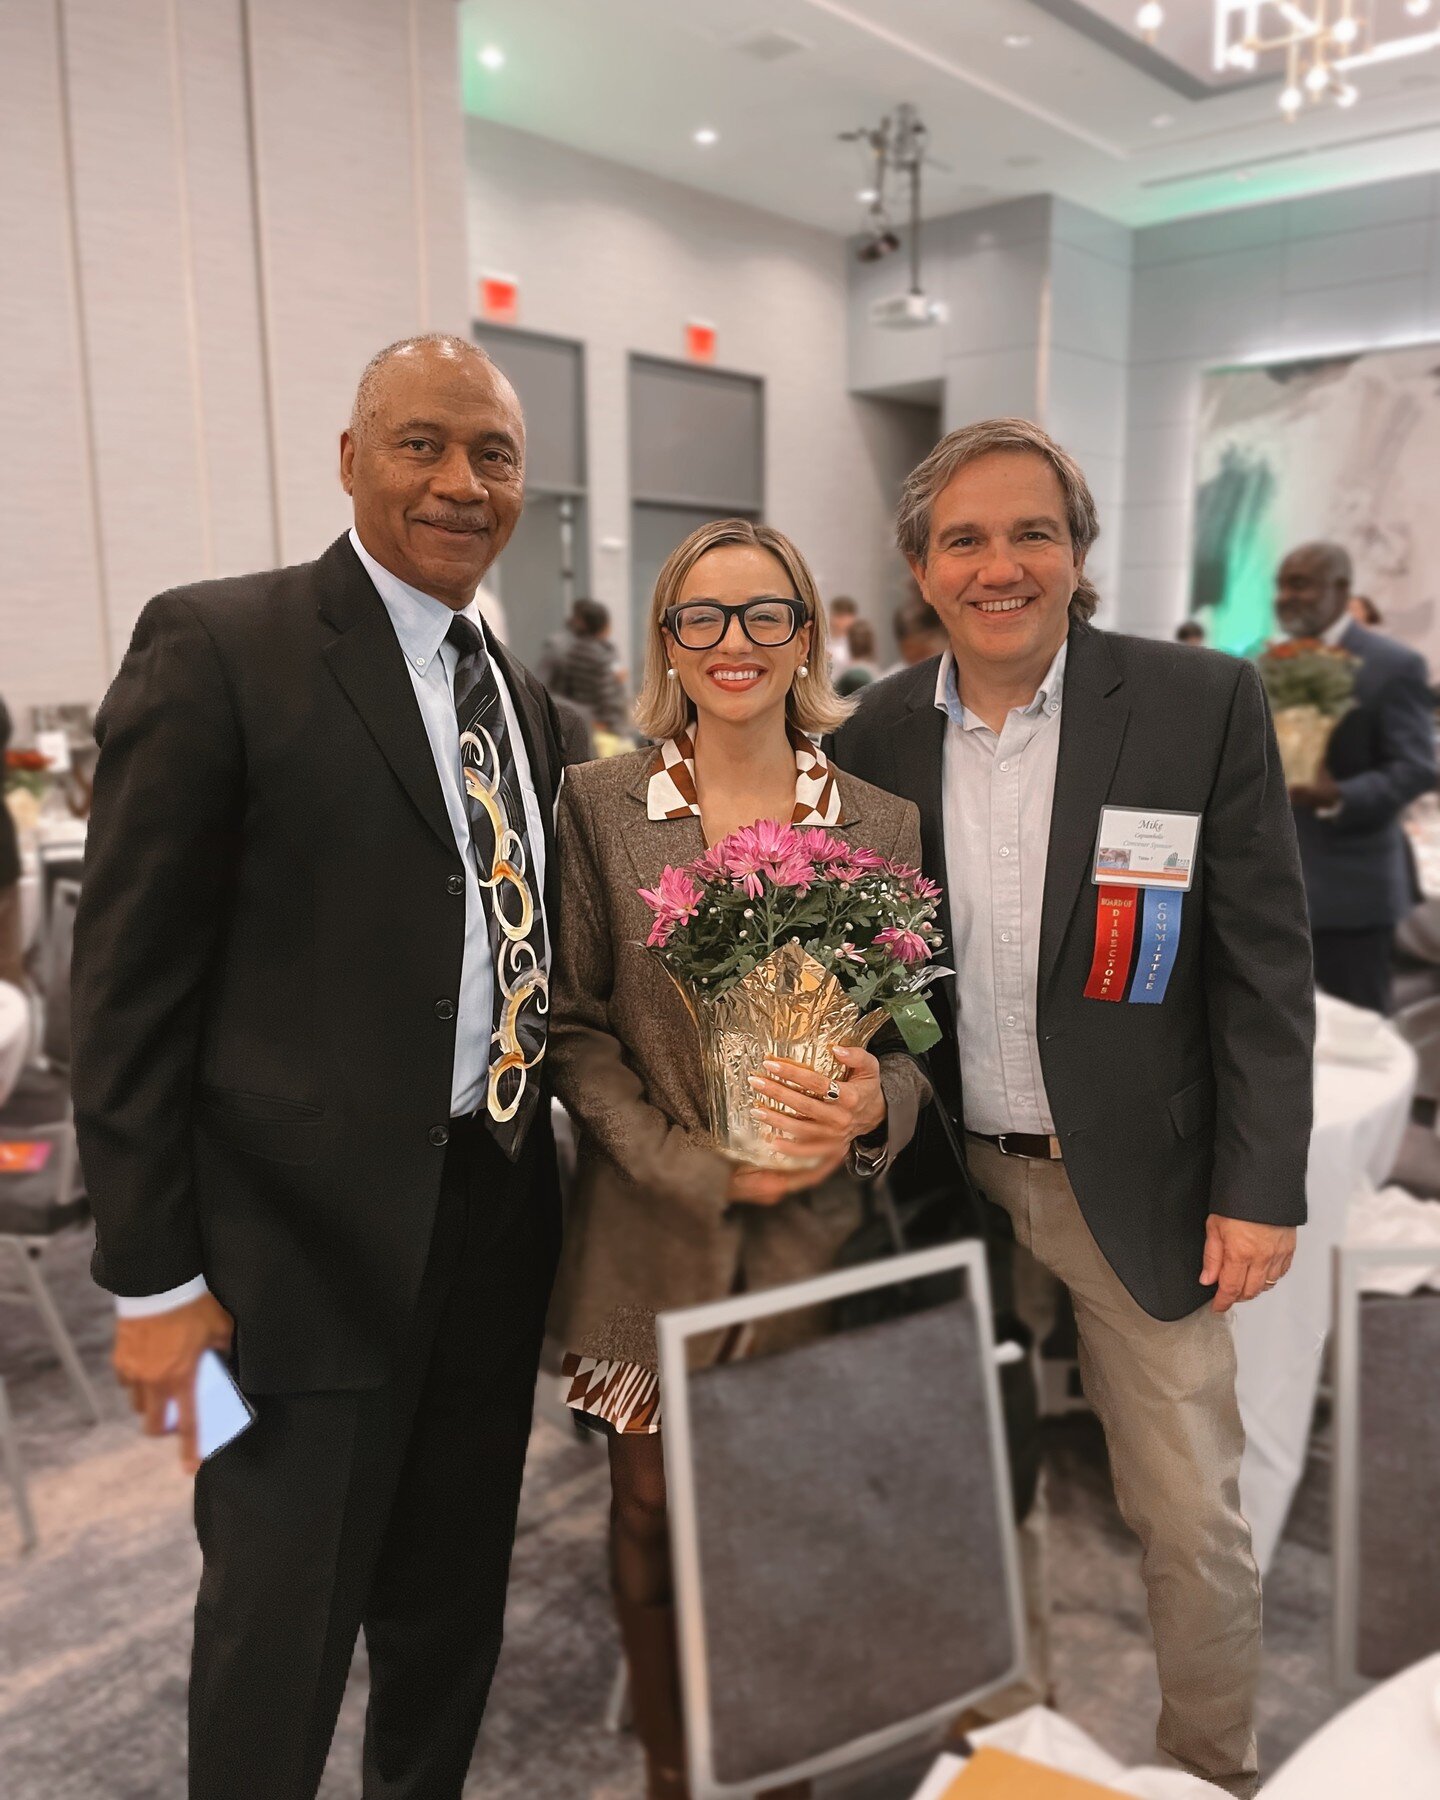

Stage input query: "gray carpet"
[{"left": 0, "top": 1227, "right": 1340, "bottom": 1797}]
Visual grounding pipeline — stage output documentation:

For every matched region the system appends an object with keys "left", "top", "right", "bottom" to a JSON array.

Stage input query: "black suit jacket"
[
  {"left": 1291, "top": 619, "right": 1436, "bottom": 931},
  {"left": 831, "top": 620, "right": 1315, "bottom": 1320},
  {"left": 73, "top": 534, "right": 565, "bottom": 1392}
]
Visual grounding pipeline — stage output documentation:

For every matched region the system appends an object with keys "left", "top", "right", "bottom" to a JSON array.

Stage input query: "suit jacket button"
[
  {"left": 435, "top": 998, "right": 456, "bottom": 1020},
  {"left": 447, "top": 874, "right": 465, "bottom": 895},
  {"left": 429, "top": 1124, "right": 450, "bottom": 1147}
]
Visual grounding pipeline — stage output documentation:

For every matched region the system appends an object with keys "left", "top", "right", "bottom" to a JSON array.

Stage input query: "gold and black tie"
[{"left": 447, "top": 615, "right": 548, "bottom": 1157}]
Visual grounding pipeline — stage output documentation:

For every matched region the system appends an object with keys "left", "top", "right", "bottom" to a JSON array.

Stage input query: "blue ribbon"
[{"left": 1128, "top": 888, "right": 1182, "bottom": 1005}]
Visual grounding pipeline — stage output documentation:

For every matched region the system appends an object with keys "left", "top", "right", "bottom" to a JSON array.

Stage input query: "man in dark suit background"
[
  {"left": 1277, "top": 540, "right": 1436, "bottom": 1014},
  {"left": 832, "top": 419, "right": 1314, "bottom": 1798},
  {"left": 72, "top": 335, "right": 565, "bottom": 1800}
]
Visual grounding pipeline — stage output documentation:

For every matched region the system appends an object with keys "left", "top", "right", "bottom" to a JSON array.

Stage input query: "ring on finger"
[{"left": 824, "top": 1079, "right": 841, "bottom": 1103}]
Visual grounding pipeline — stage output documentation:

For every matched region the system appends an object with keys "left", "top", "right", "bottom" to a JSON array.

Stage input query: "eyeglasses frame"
[{"left": 661, "top": 597, "right": 809, "bottom": 652}]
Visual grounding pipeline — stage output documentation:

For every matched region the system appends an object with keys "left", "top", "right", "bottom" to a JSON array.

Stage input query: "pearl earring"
[
  {"left": 797, "top": 663, "right": 809, "bottom": 677},
  {"left": 665, "top": 667, "right": 677, "bottom": 680}
]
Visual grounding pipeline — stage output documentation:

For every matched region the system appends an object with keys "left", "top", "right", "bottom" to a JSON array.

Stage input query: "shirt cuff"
[{"left": 114, "top": 1275, "right": 210, "bottom": 1318}]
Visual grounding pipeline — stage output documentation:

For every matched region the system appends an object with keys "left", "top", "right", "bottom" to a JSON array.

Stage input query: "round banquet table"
[
  {"left": 0, "top": 980, "right": 29, "bottom": 1108},
  {"left": 1232, "top": 995, "right": 1417, "bottom": 1573},
  {"left": 1264, "top": 1652, "right": 1440, "bottom": 1798}
]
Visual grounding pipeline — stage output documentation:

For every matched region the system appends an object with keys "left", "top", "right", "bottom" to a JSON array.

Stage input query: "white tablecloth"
[
  {"left": 1264, "top": 1653, "right": 1440, "bottom": 1798},
  {"left": 1233, "top": 995, "right": 1416, "bottom": 1572},
  {"left": 0, "top": 980, "right": 29, "bottom": 1108}
]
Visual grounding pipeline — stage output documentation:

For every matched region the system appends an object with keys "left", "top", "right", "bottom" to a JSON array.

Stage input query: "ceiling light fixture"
[
  {"left": 477, "top": 44, "right": 505, "bottom": 71},
  {"left": 693, "top": 127, "right": 719, "bottom": 145},
  {"left": 1150, "top": 111, "right": 1175, "bottom": 126},
  {"left": 1141, "top": 1, "right": 1440, "bottom": 119},
  {"left": 1002, "top": 33, "right": 1033, "bottom": 48},
  {"left": 856, "top": 187, "right": 878, "bottom": 202}
]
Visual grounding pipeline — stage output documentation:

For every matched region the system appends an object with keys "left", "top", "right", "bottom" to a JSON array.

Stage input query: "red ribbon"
[{"left": 1084, "top": 886, "right": 1140, "bottom": 1002}]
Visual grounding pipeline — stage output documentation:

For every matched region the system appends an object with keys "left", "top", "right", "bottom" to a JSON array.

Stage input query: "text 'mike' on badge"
[
  {"left": 1091, "top": 808, "right": 1200, "bottom": 893},
  {"left": 1084, "top": 808, "right": 1201, "bottom": 1004}
]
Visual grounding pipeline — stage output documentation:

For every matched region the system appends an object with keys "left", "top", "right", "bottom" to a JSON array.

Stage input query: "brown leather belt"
[{"left": 969, "top": 1130, "right": 1064, "bottom": 1161}]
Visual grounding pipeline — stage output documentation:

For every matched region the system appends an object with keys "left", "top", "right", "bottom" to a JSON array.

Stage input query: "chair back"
[
  {"left": 1332, "top": 1244, "right": 1440, "bottom": 1688},
  {"left": 657, "top": 1241, "right": 1023, "bottom": 1799},
  {"left": 42, "top": 880, "right": 78, "bottom": 1071}
]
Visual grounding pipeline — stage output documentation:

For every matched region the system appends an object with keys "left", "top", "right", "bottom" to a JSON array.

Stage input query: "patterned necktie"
[{"left": 446, "top": 615, "right": 548, "bottom": 1157}]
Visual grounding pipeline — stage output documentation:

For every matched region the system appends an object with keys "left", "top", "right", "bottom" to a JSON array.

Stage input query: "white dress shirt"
[
  {"left": 937, "top": 640, "right": 1068, "bottom": 1136},
  {"left": 115, "top": 529, "right": 547, "bottom": 1318}
]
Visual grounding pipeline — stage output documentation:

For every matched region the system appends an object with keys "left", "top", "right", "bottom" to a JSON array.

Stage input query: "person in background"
[
  {"left": 73, "top": 335, "right": 567, "bottom": 1800},
  {"left": 890, "top": 596, "right": 948, "bottom": 671},
  {"left": 833, "top": 418, "right": 1313, "bottom": 1798},
  {"left": 1277, "top": 541, "right": 1436, "bottom": 1013},
  {"left": 0, "top": 694, "right": 23, "bottom": 988},
  {"left": 1176, "top": 620, "right": 1206, "bottom": 646},
  {"left": 547, "top": 597, "right": 629, "bottom": 734},
  {"left": 826, "top": 593, "right": 859, "bottom": 675},
  {"left": 547, "top": 518, "right": 930, "bottom": 1800},
  {"left": 1348, "top": 593, "right": 1382, "bottom": 627},
  {"left": 835, "top": 618, "right": 879, "bottom": 697}
]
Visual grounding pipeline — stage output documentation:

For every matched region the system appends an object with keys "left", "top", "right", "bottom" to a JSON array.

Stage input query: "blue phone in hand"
[{"left": 162, "top": 1349, "right": 256, "bottom": 1461}]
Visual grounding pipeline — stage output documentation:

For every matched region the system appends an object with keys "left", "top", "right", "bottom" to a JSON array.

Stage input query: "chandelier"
[{"left": 1136, "top": 1, "right": 1440, "bottom": 115}]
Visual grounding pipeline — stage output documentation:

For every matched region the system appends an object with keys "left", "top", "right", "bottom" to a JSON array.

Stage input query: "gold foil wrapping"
[
  {"left": 1272, "top": 703, "right": 1338, "bottom": 788},
  {"left": 676, "top": 940, "right": 886, "bottom": 1171}
]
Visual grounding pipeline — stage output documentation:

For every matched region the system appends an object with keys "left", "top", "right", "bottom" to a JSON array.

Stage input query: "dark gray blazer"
[
  {"left": 1292, "top": 620, "right": 1436, "bottom": 932},
  {"left": 831, "top": 620, "right": 1315, "bottom": 1321}
]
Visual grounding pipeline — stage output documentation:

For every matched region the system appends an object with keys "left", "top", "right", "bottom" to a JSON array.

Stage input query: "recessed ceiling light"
[
  {"left": 1003, "top": 33, "right": 1032, "bottom": 49},
  {"left": 477, "top": 44, "right": 505, "bottom": 71},
  {"left": 693, "top": 127, "right": 719, "bottom": 146},
  {"left": 1150, "top": 112, "right": 1174, "bottom": 127},
  {"left": 857, "top": 187, "right": 878, "bottom": 203}
]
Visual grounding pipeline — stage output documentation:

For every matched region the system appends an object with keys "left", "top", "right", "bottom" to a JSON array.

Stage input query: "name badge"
[{"left": 1092, "top": 807, "right": 1200, "bottom": 893}]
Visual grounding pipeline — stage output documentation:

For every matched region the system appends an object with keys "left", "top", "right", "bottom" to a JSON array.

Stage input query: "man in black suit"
[
  {"left": 1277, "top": 540, "right": 1436, "bottom": 1014},
  {"left": 832, "top": 418, "right": 1313, "bottom": 1798},
  {"left": 72, "top": 335, "right": 565, "bottom": 1800}
]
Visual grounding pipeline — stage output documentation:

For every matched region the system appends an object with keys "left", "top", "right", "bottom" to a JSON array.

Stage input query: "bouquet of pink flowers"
[{"left": 639, "top": 822, "right": 946, "bottom": 1167}]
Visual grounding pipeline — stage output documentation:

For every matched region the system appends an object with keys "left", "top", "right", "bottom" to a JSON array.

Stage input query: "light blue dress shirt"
[{"left": 115, "top": 529, "right": 549, "bottom": 1318}]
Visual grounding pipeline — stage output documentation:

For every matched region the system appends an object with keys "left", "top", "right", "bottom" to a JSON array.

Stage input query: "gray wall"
[
  {"left": 0, "top": 0, "right": 468, "bottom": 725},
  {"left": 466, "top": 116, "right": 922, "bottom": 673}
]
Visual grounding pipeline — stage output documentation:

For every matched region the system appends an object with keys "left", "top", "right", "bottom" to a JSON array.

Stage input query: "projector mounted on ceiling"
[{"left": 840, "top": 104, "right": 946, "bottom": 330}]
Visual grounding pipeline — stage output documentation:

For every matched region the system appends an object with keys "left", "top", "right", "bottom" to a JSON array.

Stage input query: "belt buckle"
[
  {"left": 997, "top": 1132, "right": 1062, "bottom": 1160},
  {"left": 995, "top": 1133, "right": 1021, "bottom": 1158}
]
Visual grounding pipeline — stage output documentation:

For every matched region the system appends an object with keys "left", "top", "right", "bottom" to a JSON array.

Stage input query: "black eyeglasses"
[{"left": 662, "top": 598, "right": 808, "bottom": 651}]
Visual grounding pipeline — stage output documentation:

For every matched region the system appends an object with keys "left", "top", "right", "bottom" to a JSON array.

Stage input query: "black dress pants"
[
  {"left": 1311, "top": 925, "right": 1396, "bottom": 1015},
  {"left": 188, "top": 1120, "right": 559, "bottom": 1800}
]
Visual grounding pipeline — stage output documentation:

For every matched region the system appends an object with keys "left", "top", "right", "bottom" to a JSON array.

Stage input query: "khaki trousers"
[{"left": 968, "top": 1137, "right": 1262, "bottom": 1800}]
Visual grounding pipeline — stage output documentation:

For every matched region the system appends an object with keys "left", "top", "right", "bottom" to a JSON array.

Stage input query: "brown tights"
[{"left": 608, "top": 1427, "right": 673, "bottom": 1605}]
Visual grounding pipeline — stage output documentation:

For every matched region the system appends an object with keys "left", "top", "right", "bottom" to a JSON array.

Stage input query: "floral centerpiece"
[
  {"left": 639, "top": 821, "right": 946, "bottom": 1169},
  {"left": 1257, "top": 638, "right": 1358, "bottom": 787}
]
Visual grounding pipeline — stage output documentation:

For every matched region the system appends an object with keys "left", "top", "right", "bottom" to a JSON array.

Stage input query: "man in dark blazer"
[
  {"left": 72, "top": 335, "right": 566, "bottom": 1800},
  {"left": 1277, "top": 540, "right": 1436, "bottom": 1013},
  {"left": 832, "top": 419, "right": 1313, "bottom": 1799}
]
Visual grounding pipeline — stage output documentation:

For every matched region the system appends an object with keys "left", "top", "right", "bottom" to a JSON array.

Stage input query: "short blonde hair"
[
  {"left": 634, "top": 518, "right": 853, "bottom": 740},
  {"left": 896, "top": 416, "right": 1102, "bottom": 622}
]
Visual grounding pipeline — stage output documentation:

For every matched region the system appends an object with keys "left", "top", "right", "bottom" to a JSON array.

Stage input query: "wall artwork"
[{"left": 1190, "top": 342, "right": 1440, "bottom": 669}]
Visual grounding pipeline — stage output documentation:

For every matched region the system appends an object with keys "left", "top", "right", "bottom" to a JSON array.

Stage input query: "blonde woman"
[{"left": 547, "top": 520, "right": 931, "bottom": 1800}]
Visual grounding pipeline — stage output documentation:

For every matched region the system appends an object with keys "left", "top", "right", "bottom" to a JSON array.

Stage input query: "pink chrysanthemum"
[
  {"left": 721, "top": 819, "right": 813, "bottom": 895},
  {"left": 875, "top": 925, "right": 933, "bottom": 967},
  {"left": 638, "top": 865, "right": 703, "bottom": 947}
]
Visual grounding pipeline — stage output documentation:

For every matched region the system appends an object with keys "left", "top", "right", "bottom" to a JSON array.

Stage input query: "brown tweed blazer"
[{"left": 546, "top": 746, "right": 932, "bottom": 1371}]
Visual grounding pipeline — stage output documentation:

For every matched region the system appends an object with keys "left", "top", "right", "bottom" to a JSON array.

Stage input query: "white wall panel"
[
  {"left": 61, "top": 0, "right": 209, "bottom": 653},
  {"left": 0, "top": 0, "right": 109, "bottom": 722},
  {"left": 175, "top": 0, "right": 277, "bottom": 577}
]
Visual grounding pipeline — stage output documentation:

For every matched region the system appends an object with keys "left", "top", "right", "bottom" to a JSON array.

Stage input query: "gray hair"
[
  {"left": 348, "top": 333, "right": 503, "bottom": 438},
  {"left": 896, "top": 416, "right": 1103, "bottom": 622}
]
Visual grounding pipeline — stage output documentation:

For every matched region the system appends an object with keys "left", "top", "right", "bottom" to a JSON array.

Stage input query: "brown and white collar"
[{"left": 645, "top": 723, "right": 845, "bottom": 826}]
